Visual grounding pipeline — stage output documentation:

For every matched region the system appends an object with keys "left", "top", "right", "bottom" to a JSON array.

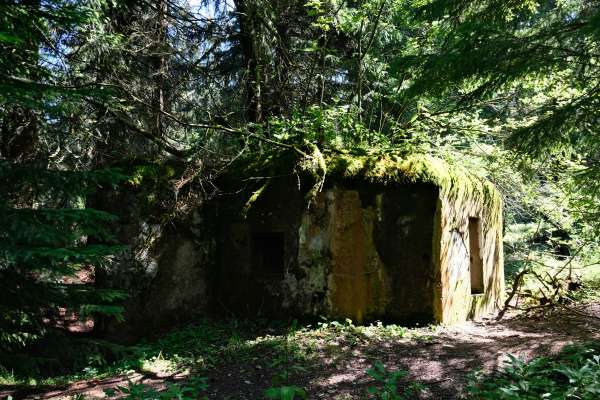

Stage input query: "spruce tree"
[{"left": 0, "top": 0, "right": 126, "bottom": 371}]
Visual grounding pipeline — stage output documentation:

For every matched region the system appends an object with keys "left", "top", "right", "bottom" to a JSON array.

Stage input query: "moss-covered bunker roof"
[
  {"left": 296, "top": 151, "right": 500, "bottom": 208},
  {"left": 121, "top": 150, "right": 503, "bottom": 228},
  {"left": 219, "top": 148, "right": 503, "bottom": 223}
]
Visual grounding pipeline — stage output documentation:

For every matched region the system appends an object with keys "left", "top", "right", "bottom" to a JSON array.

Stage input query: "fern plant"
[
  {"left": 264, "top": 385, "right": 307, "bottom": 400},
  {"left": 467, "top": 346, "right": 600, "bottom": 399}
]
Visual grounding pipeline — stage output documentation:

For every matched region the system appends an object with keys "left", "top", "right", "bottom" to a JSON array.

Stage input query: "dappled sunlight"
[{"left": 3, "top": 310, "right": 600, "bottom": 399}]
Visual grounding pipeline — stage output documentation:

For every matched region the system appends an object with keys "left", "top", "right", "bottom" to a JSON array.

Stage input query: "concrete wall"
[
  {"left": 432, "top": 191, "right": 504, "bottom": 324},
  {"left": 215, "top": 176, "right": 306, "bottom": 317},
  {"left": 95, "top": 179, "right": 215, "bottom": 341},
  {"left": 216, "top": 179, "right": 440, "bottom": 323}
]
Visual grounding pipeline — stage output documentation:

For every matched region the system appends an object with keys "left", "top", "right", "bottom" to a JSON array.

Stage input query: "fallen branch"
[{"left": 497, "top": 268, "right": 529, "bottom": 320}]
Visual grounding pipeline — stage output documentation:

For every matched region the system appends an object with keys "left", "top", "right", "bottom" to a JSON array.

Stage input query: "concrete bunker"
[
  {"left": 216, "top": 153, "right": 504, "bottom": 324},
  {"left": 98, "top": 153, "right": 504, "bottom": 338}
]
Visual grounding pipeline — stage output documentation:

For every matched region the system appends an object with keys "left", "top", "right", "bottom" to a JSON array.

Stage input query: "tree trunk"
[
  {"left": 235, "top": 0, "right": 263, "bottom": 123},
  {"left": 152, "top": 0, "right": 168, "bottom": 138}
]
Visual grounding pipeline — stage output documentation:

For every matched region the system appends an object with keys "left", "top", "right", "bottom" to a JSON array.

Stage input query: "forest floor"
[{"left": 3, "top": 302, "right": 600, "bottom": 400}]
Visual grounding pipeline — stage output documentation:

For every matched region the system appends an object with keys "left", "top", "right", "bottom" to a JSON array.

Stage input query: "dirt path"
[
  {"left": 6, "top": 303, "right": 600, "bottom": 400},
  {"left": 304, "top": 308, "right": 599, "bottom": 399},
  {"left": 207, "top": 304, "right": 600, "bottom": 399}
]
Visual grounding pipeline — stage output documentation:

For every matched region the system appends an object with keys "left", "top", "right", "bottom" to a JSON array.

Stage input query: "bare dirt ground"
[
  {"left": 5, "top": 303, "right": 600, "bottom": 400},
  {"left": 207, "top": 304, "right": 600, "bottom": 400}
]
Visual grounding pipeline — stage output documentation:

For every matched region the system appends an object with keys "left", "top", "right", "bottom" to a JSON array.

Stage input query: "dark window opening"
[
  {"left": 469, "top": 217, "right": 484, "bottom": 294},
  {"left": 251, "top": 232, "right": 285, "bottom": 276}
]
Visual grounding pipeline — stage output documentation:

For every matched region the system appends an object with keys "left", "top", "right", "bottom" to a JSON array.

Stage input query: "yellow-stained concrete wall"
[
  {"left": 296, "top": 189, "right": 391, "bottom": 323},
  {"left": 217, "top": 178, "right": 503, "bottom": 324},
  {"left": 296, "top": 185, "right": 438, "bottom": 323},
  {"left": 433, "top": 193, "right": 504, "bottom": 324}
]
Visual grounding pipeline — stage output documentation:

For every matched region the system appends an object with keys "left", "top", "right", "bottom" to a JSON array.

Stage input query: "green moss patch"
[
  {"left": 127, "top": 163, "right": 177, "bottom": 188},
  {"left": 312, "top": 152, "right": 501, "bottom": 222},
  {"left": 224, "top": 148, "right": 503, "bottom": 228}
]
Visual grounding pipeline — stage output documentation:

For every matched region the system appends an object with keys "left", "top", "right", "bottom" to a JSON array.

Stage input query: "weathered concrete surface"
[
  {"left": 433, "top": 190, "right": 504, "bottom": 324},
  {"left": 216, "top": 181, "right": 448, "bottom": 324},
  {"left": 300, "top": 184, "right": 439, "bottom": 323},
  {"left": 141, "top": 230, "right": 212, "bottom": 327},
  {"left": 94, "top": 165, "right": 214, "bottom": 340},
  {"left": 372, "top": 185, "right": 439, "bottom": 322},
  {"left": 325, "top": 189, "right": 388, "bottom": 322},
  {"left": 215, "top": 175, "right": 306, "bottom": 317}
]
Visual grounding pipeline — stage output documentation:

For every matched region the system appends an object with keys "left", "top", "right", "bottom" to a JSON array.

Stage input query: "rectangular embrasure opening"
[
  {"left": 469, "top": 217, "right": 484, "bottom": 294},
  {"left": 251, "top": 231, "right": 285, "bottom": 276}
]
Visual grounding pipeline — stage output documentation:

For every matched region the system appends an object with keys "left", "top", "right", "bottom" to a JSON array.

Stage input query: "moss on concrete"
[
  {"left": 127, "top": 163, "right": 177, "bottom": 187},
  {"left": 323, "top": 152, "right": 498, "bottom": 204},
  {"left": 235, "top": 149, "right": 503, "bottom": 244},
  {"left": 113, "top": 160, "right": 192, "bottom": 222}
]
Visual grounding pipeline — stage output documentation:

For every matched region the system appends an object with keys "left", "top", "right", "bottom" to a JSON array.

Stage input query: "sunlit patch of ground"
[{"left": 3, "top": 304, "right": 600, "bottom": 400}]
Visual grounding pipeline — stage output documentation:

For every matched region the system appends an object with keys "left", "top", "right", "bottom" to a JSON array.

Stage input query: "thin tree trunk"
[
  {"left": 153, "top": 0, "right": 168, "bottom": 138},
  {"left": 235, "top": 0, "right": 262, "bottom": 123}
]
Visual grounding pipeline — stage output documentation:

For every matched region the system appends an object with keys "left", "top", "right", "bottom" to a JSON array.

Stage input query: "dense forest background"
[{"left": 1, "top": 0, "right": 600, "bottom": 398}]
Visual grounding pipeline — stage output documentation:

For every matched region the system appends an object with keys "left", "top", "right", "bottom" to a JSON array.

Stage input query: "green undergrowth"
[
  {"left": 467, "top": 343, "right": 600, "bottom": 399},
  {"left": 3, "top": 318, "right": 599, "bottom": 399},
  {"left": 0, "top": 318, "right": 431, "bottom": 390}
]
